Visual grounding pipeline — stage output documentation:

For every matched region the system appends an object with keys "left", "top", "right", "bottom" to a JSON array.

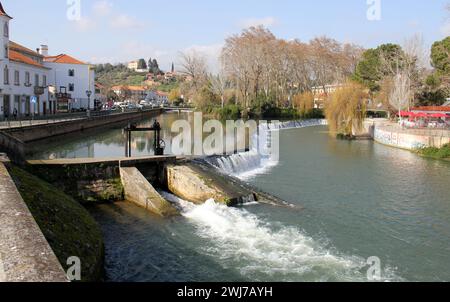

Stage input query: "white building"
[
  {"left": 146, "top": 90, "right": 169, "bottom": 105},
  {"left": 0, "top": 4, "right": 52, "bottom": 118},
  {"left": 44, "top": 53, "right": 95, "bottom": 111},
  {"left": 112, "top": 85, "right": 149, "bottom": 101},
  {"left": 128, "top": 60, "right": 147, "bottom": 73},
  {"left": 0, "top": 2, "right": 94, "bottom": 118}
]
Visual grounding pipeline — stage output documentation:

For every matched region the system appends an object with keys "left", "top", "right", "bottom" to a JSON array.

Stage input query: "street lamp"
[
  {"left": 86, "top": 90, "right": 92, "bottom": 117},
  {"left": 86, "top": 90, "right": 92, "bottom": 109}
]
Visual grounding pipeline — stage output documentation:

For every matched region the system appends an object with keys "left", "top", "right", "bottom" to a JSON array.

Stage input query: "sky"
[{"left": 2, "top": 0, "right": 449, "bottom": 71}]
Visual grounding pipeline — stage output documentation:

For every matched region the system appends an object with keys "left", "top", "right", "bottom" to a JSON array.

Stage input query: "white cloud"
[
  {"left": 73, "top": 17, "right": 97, "bottom": 32},
  {"left": 110, "top": 14, "right": 144, "bottom": 29},
  {"left": 239, "top": 17, "right": 277, "bottom": 29},
  {"left": 93, "top": 0, "right": 113, "bottom": 16}
]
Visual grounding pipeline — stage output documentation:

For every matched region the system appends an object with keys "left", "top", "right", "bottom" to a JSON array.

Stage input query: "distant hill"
[{"left": 94, "top": 63, "right": 147, "bottom": 87}]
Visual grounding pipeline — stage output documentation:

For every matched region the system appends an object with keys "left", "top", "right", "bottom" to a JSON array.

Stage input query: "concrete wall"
[
  {"left": 3, "top": 109, "right": 163, "bottom": 143},
  {"left": 0, "top": 154, "right": 67, "bottom": 282},
  {"left": 373, "top": 124, "right": 450, "bottom": 150},
  {"left": 120, "top": 167, "right": 178, "bottom": 217}
]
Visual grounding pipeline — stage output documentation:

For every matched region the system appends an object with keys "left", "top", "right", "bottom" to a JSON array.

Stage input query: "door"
[
  {"left": 3, "top": 95, "right": 10, "bottom": 118},
  {"left": 25, "top": 96, "right": 30, "bottom": 116},
  {"left": 43, "top": 102, "right": 47, "bottom": 115}
]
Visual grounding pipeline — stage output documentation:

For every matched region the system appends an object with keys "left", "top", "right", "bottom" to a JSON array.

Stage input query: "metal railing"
[{"left": 0, "top": 108, "right": 162, "bottom": 129}]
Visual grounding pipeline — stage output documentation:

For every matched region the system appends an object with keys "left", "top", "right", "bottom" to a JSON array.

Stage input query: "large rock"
[{"left": 120, "top": 167, "right": 178, "bottom": 217}]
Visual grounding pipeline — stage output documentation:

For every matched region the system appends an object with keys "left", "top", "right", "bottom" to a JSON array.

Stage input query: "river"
[{"left": 29, "top": 112, "right": 450, "bottom": 282}]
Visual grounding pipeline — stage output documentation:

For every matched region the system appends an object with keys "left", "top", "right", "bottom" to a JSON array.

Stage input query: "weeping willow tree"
[
  {"left": 325, "top": 81, "right": 368, "bottom": 137},
  {"left": 293, "top": 91, "right": 315, "bottom": 117}
]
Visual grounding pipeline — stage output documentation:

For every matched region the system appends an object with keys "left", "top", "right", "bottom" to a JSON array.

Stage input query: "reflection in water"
[{"left": 28, "top": 112, "right": 251, "bottom": 159}]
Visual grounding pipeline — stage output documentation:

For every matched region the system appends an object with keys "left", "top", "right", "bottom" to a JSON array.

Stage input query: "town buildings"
[
  {"left": 112, "top": 85, "right": 149, "bottom": 101},
  {"left": 0, "top": 2, "right": 95, "bottom": 118}
]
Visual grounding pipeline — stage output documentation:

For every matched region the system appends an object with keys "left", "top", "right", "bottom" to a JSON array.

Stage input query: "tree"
[
  {"left": 137, "top": 58, "right": 147, "bottom": 70},
  {"left": 389, "top": 71, "right": 412, "bottom": 117},
  {"left": 209, "top": 72, "right": 227, "bottom": 108},
  {"left": 353, "top": 44, "right": 405, "bottom": 92},
  {"left": 168, "top": 88, "right": 182, "bottom": 105},
  {"left": 431, "top": 37, "right": 450, "bottom": 75},
  {"left": 179, "top": 51, "right": 208, "bottom": 90},
  {"left": 325, "top": 81, "right": 368, "bottom": 137},
  {"left": 171, "top": 62, "right": 175, "bottom": 73},
  {"left": 293, "top": 91, "right": 314, "bottom": 117}
]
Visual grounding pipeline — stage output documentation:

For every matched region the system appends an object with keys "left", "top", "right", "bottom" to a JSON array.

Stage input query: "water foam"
[
  {"left": 206, "top": 119, "right": 327, "bottom": 180},
  {"left": 161, "top": 192, "right": 400, "bottom": 282}
]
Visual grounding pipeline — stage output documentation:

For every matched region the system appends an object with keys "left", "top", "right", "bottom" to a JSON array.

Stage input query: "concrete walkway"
[
  {"left": 27, "top": 155, "right": 177, "bottom": 166},
  {"left": 0, "top": 117, "right": 84, "bottom": 130}
]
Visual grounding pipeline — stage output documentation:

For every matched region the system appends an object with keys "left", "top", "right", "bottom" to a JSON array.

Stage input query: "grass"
[
  {"left": 7, "top": 165, "right": 105, "bottom": 282},
  {"left": 417, "top": 143, "right": 450, "bottom": 159}
]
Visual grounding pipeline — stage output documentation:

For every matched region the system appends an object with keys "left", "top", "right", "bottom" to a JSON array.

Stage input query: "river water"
[{"left": 29, "top": 113, "right": 450, "bottom": 282}]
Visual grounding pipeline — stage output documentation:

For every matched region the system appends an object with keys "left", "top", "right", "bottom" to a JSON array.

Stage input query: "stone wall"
[
  {"left": 28, "top": 160, "right": 124, "bottom": 205},
  {"left": 2, "top": 109, "right": 163, "bottom": 143},
  {"left": 373, "top": 125, "right": 450, "bottom": 150},
  {"left": 0, "top": 154, "right": 68, "bottom": 282}
]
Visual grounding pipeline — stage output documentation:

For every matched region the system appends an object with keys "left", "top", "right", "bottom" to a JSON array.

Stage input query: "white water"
[
  {"left": 161, "top": 192, "right": 400, "bottom": 282},
  {"left": 207, "top": 119, "right": 328, "bottom": 180}
]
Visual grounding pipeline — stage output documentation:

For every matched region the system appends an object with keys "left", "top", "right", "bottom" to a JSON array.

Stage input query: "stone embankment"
[
  {"left": 363, "top": 119, "right": 450, "bottom": 150},
  {"left": 0, "top": 154, "right": 68, "bottom": 282}
]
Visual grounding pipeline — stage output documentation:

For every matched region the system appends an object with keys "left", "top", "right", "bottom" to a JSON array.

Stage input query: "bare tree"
[
  {"left": 178, "top": 51, "right": 208, "bottom": 91},
  {"left": 209, "top": 71, "right": 227, "bottom": 108},
  {"left": 389, "top": 71, "right": 411, "bottom": 118}
]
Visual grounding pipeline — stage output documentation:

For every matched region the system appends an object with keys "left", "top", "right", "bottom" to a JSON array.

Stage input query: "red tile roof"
[
  {"left": 9, "top": 50, "right": 47, "bottom": 69},
  {"left": 9, "top": 41, "right": 42, "bottom": 57},
  {"left": 0, "top": 2, "right": 12, "bottom": 19},
  {"left": 412, "top": 106, "right": 450, "bottom": 112},
  {"left": 44, "top": 54, "right": 86, "bottom": 65}
]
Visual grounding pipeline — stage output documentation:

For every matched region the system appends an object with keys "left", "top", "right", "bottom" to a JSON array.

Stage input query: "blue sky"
[{"left": 3, "top": 0, "right": 449, "bottom": 71}]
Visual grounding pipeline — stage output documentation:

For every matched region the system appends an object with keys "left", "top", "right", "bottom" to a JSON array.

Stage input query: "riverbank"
[
  {"left": 6, "top": 163, "right": 105, "bottom": 282},
  {"left": 416, "top": 144, "right": 450, "bottom": 160},
  {"left": 370, "top": 120, "right": 450, "bottom": 150}
]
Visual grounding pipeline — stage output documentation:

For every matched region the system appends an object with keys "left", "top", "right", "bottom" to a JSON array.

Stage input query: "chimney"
[{"left": 39, "top": 44, "right": 48, "bottom": 56}]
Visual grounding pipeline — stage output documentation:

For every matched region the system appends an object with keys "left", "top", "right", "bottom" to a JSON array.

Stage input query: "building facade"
[
  {"left": 0, "top": 3, "right": 94, "bottom": 118},
  {"left": 44, "top": 53, "right": 95, "bottom": 112},
  {"left": 112, "top": 85, "right": 149, "bottom": 101}
]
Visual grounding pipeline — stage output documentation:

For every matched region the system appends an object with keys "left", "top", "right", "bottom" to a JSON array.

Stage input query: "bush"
[
  {"left": 417, "top": 144, "right": 450, "bottom": 159},
  {"left": 213, "top": 104, "right": 242, "bottom": 120}
]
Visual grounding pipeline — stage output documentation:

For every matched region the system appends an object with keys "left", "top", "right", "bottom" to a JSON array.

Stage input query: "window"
[
  {"left": 14, "top": 70, "right": 19, "bottom": 86},
  {"left": 25, "top": 72, "right": 30, "bottom": 86},
  {"left": 4, "top": 22, "right": 8, "bottom": 38},
  {"left": 42, "top": 75, "right": 47, "bottom": 87},
  {"left": 35, "top": 74, "right": 39, "bottom": 87},
  {"left": 69, "top": 83, "right": 75, "bottom": 92},
  {"left": 68, "top": 69, "right": 75, "bottom": 77},
  {"left": 4, "top": 44, "right": 8, "bottom": 58},
  {"left": 4, "top": 66, "right": 9, "bottom": 85}
]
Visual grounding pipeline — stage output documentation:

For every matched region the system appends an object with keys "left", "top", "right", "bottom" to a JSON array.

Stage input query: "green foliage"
[
  {"left": 148, "top": 58, "right": 162, "bottom": 74},
  {"left": 94, "top": 63, "right": 146, "bottom": 87},
  {"left": 353, "top": 43, "right": 405, "bottom": 92},
  {"left": 137, "top": 58, "right": 147, "bottom": 70},
  {"left": 425, "top": 73, "right": 442, "bottom": 88},
  {"left": 157, "top": 80, "right": 180, "bottom": 93},
  {"left": 417, "top": 144, "right": 450, "bottom": 159},
  {"left": 431, "top": 37, "right": 450, "bottom": 75},
  {"left": 8, "top": 165, "right": 104, "bottom": 282},
  {"left": 212, "top": 104, "right": 242, "bottom": 119}
]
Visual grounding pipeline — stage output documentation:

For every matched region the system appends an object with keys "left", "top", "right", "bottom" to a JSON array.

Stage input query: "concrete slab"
[
  {"left": 27, "top": 155, "right": 177, "bottom": 166},
  {"left": 120, "top": 167, "right": 179, "bottom": 217}
]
